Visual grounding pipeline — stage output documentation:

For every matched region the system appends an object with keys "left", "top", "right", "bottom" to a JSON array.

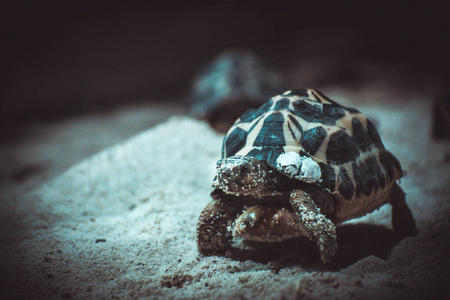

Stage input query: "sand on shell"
[{"left": 1, "top": 96, "right": 449, "bottom": 299}]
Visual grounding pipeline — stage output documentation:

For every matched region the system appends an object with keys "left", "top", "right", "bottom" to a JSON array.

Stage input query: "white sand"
[{"left": 1, "top": 95, "right": 449, "bottom": 299}]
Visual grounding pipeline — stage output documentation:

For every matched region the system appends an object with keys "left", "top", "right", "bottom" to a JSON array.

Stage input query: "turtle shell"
[{"left": 222, "top": 88, "right": 404, "bottom": 220}]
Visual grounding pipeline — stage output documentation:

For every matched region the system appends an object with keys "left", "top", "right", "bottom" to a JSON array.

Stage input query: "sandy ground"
[
  {"left": 1, "top": 88, "right": 449, "bottom": 299},
  {"left": 0, "top": 102, "right": 185, "bottom": 199}
]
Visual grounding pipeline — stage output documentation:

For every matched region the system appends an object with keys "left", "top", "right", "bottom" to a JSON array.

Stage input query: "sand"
[{"left": 1, "top": 91, "right": 449, "bottom": 299}]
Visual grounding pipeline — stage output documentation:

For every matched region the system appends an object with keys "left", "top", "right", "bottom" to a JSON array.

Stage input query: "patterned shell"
[{"left": 222, "top": 88, "right": 404, "bottom": 205}]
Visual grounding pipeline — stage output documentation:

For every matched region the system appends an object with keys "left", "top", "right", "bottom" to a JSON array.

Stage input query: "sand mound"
[{"left": 1, "top": 102, "right": 449, "bottom": 299}]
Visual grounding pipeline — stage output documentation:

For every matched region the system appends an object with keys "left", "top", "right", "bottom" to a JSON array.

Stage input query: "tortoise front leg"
[
  {"left": 390, "top": 183, "right": 418, "bottom": 237},
  {"left": 289, "top": 190, "right": 337, "bottom": 264},
  {"left": 197, "top": 197, "right": 242, "bottom": 256}
]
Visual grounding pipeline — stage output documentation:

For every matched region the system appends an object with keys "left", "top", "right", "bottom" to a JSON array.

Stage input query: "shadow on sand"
[{"left": 228, "top": 223, "right": 405, "bottom": 271}]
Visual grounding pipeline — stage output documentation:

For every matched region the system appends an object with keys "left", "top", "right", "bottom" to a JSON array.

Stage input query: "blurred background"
[
  {"left": 0, "top": 0, "right": 448, "bottom": 195},
  {"left": 1, "top": 1, "right": 448, "bottom": 121}
]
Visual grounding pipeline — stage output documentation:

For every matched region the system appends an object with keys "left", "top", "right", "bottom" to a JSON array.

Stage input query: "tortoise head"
[{"left": 213, "top": 155, "right": 272, "bottom": 196}]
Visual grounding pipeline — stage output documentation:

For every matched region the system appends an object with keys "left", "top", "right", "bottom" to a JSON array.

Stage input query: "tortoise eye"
[{"left": 241, "top": 164, "right": 249, "bottom": 173}]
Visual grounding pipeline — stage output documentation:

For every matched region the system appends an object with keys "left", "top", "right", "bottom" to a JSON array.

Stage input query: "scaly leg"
[
  {"left": 289, "top": 190, "right": 337, "bottom": 264},
  {"left": 390, "top": 183, "right": 418, "bottom": 237},
  {"left": 197, "top": 193, "right": 244, "bottom": 256}
]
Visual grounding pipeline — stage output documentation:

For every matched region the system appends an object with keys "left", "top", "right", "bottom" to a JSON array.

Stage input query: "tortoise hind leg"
[
  {"left": 390, "top": 183, "right": 418, "bottom": 237},
  {"left": 289, "top": 190, "right": 337, "bottom": 264}
]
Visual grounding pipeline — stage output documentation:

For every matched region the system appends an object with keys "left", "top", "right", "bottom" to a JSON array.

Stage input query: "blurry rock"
[
  {"left": 432, "top": 90, "right": 450, "bottom": 140},
  {"left": 9, "top": 163, "right": 47, "bottom": 183},
  {"left": 188, "top": 49, "right": 285, "bottom": 132}
]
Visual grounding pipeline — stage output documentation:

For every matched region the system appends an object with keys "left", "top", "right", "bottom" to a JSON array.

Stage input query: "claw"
[{"left": 317, "top": 233, "right": 337, "bottom": 264}]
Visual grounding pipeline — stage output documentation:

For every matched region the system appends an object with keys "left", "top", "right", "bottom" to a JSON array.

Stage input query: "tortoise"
[
  {"left": 188, "top": 49, "right": 284, "bottom": 132},
  {"left": 197, "top": 88, "right": 417, "bottom": 264}
]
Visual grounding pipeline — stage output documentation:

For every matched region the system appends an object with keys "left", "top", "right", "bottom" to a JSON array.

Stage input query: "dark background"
[{"left": 1, "top": 1, "right": 448, "bottom": 123}]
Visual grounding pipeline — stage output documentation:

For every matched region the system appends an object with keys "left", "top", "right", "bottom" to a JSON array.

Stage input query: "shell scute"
[
  {"left": 299, "top": 126, "right": 328, "bottom": 156},
  {"left": 355, "top": 155, "right": 381, "bottom": 196},
  {"left": 338, "top": 168, "right": 354, "bottom": 200},
  {"left": 352, "top": 117, "right": 373, "bottom": 152},
  {"left": 378, "top": 150, "right": 402, "bottom": 182},
  {"left": 322, "top": 104, "right": 347, "bottom": 120},
  {"left": 291, "top": 100, "right": 338, "bottom": 126},
  {"left": 223, "top": 127, "right": 248, "bottom": 157},
  {"left": 326, "top": 130, "right": 360, "bottom": 164},
  {"left": 254, "top": 112, "right": 286, "bottom": 147},
  {"left": 273, "top": 97, "right": 292, "bottom": 110},
  {"left": 319, "top": 162, "right": 337, "bottom": 191}
]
